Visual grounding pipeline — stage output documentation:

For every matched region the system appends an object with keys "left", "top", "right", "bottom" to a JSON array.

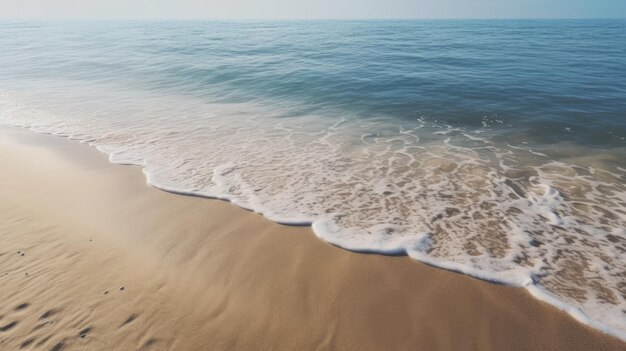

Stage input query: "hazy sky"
[{"left": 2, "top": 0, "right": 626, "bottom": 20}]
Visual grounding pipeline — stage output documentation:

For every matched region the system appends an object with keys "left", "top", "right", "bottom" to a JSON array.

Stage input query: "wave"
[{"left": 1, "top": 90, "right": 625, "bottom": 341}]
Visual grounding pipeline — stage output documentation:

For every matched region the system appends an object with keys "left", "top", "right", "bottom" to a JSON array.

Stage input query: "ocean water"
[{"left": 0, "top": 20, "right": 625, "bottom": 338}]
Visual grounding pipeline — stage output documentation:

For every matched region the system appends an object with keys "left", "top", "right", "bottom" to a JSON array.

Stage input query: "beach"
[
  {"left": 1, "top": 125, "right": 624, "bottom": 350},
  {"left": 3, "top": 20, "right": 626, "bottom": 337}
]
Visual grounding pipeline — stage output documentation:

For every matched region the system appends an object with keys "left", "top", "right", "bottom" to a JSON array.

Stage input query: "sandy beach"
[{"left": 0, "top": 124, "right": 623, "bottom": 350}]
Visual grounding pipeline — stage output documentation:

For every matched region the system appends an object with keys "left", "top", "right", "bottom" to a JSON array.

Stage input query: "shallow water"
[{"left": 0, "top": 20, "right": 625, "bottom": 338}]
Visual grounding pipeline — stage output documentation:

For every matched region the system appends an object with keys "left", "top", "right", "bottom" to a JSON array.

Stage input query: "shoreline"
[
  {"left": 0, "top": 124, "right": 624, "bottom": 350},
  {"left": 8, "top": 122, "right": 626, "bottom": 342}
]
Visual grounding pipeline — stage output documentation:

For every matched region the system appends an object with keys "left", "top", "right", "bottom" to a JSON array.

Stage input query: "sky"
[{"left": 1, "top": 0, "right": 625, "bottom": 20}]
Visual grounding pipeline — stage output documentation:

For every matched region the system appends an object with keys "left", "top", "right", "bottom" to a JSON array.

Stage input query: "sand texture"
[{"left": 0, "top": 125, "right": 624, "bottom": 350}]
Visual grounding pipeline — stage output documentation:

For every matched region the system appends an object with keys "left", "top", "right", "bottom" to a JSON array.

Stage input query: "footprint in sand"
[
  {"left": 49, "top": 339, "right": 66, "bottom": 351},
  {"left": 79, "top": 327, "right": 92, "bottom": 338},
  {"left": 0, "top": 320, "right": 18, "bottom": 332},
  {"left": 142, "top": 338, "right": 159, "bottom": 348},
  {"left": 15, "top": 303, "right": 30, "bottom": 311},
  {"left": 121, "top": 313, "right": 138, "bottom": 327},
  {"left": 40, "top": 309, "right": 58, "bottom": 319},
  {"left": 20, "top": 337, "right": 36, "bottom": 349}
]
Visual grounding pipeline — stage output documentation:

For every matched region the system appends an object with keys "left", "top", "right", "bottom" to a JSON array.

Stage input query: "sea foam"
[{"left": 1, "top": 89, "right": 625, "bottom": 340}]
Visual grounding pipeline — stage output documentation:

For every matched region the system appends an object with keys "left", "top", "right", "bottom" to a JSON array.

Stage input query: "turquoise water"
[{"left": 0, "top": 20, "right": 625, "bottom": 338}]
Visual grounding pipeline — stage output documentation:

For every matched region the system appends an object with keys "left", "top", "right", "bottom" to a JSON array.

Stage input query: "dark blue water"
[{"left": 0, "top": 20, "right": 625, "bottom": 338}]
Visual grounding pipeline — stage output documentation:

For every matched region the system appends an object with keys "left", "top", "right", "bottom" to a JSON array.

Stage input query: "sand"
[{"left": 0, "top": 125, "right": 624, "bottom": 351}]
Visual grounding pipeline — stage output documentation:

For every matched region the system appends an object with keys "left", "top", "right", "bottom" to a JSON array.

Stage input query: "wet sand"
[{"left": 0, "top": 125, "right": 624, "bottom": 350}]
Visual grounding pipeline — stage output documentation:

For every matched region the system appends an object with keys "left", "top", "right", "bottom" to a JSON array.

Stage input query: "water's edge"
[{"left": 5, "top": 122, "right": 625, "bottom": 342}]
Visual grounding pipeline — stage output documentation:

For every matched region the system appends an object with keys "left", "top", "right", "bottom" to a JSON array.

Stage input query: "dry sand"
[{"left": 0, "top": 125, "right": 624, "bottom": 351}]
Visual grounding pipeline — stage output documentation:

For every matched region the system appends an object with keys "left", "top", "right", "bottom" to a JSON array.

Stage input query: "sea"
[{"left": 0, "top": 20, "right": 624, "bottom": 339}]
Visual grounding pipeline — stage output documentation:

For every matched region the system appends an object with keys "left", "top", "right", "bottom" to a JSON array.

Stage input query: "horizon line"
[{"left": 1, "top": 17, "right": 626, "bottom": 21}]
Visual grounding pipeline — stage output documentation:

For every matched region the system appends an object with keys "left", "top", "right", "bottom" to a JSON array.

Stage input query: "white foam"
[{"left": 1, "top": 89, "right": 625, "bottom": 341}]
